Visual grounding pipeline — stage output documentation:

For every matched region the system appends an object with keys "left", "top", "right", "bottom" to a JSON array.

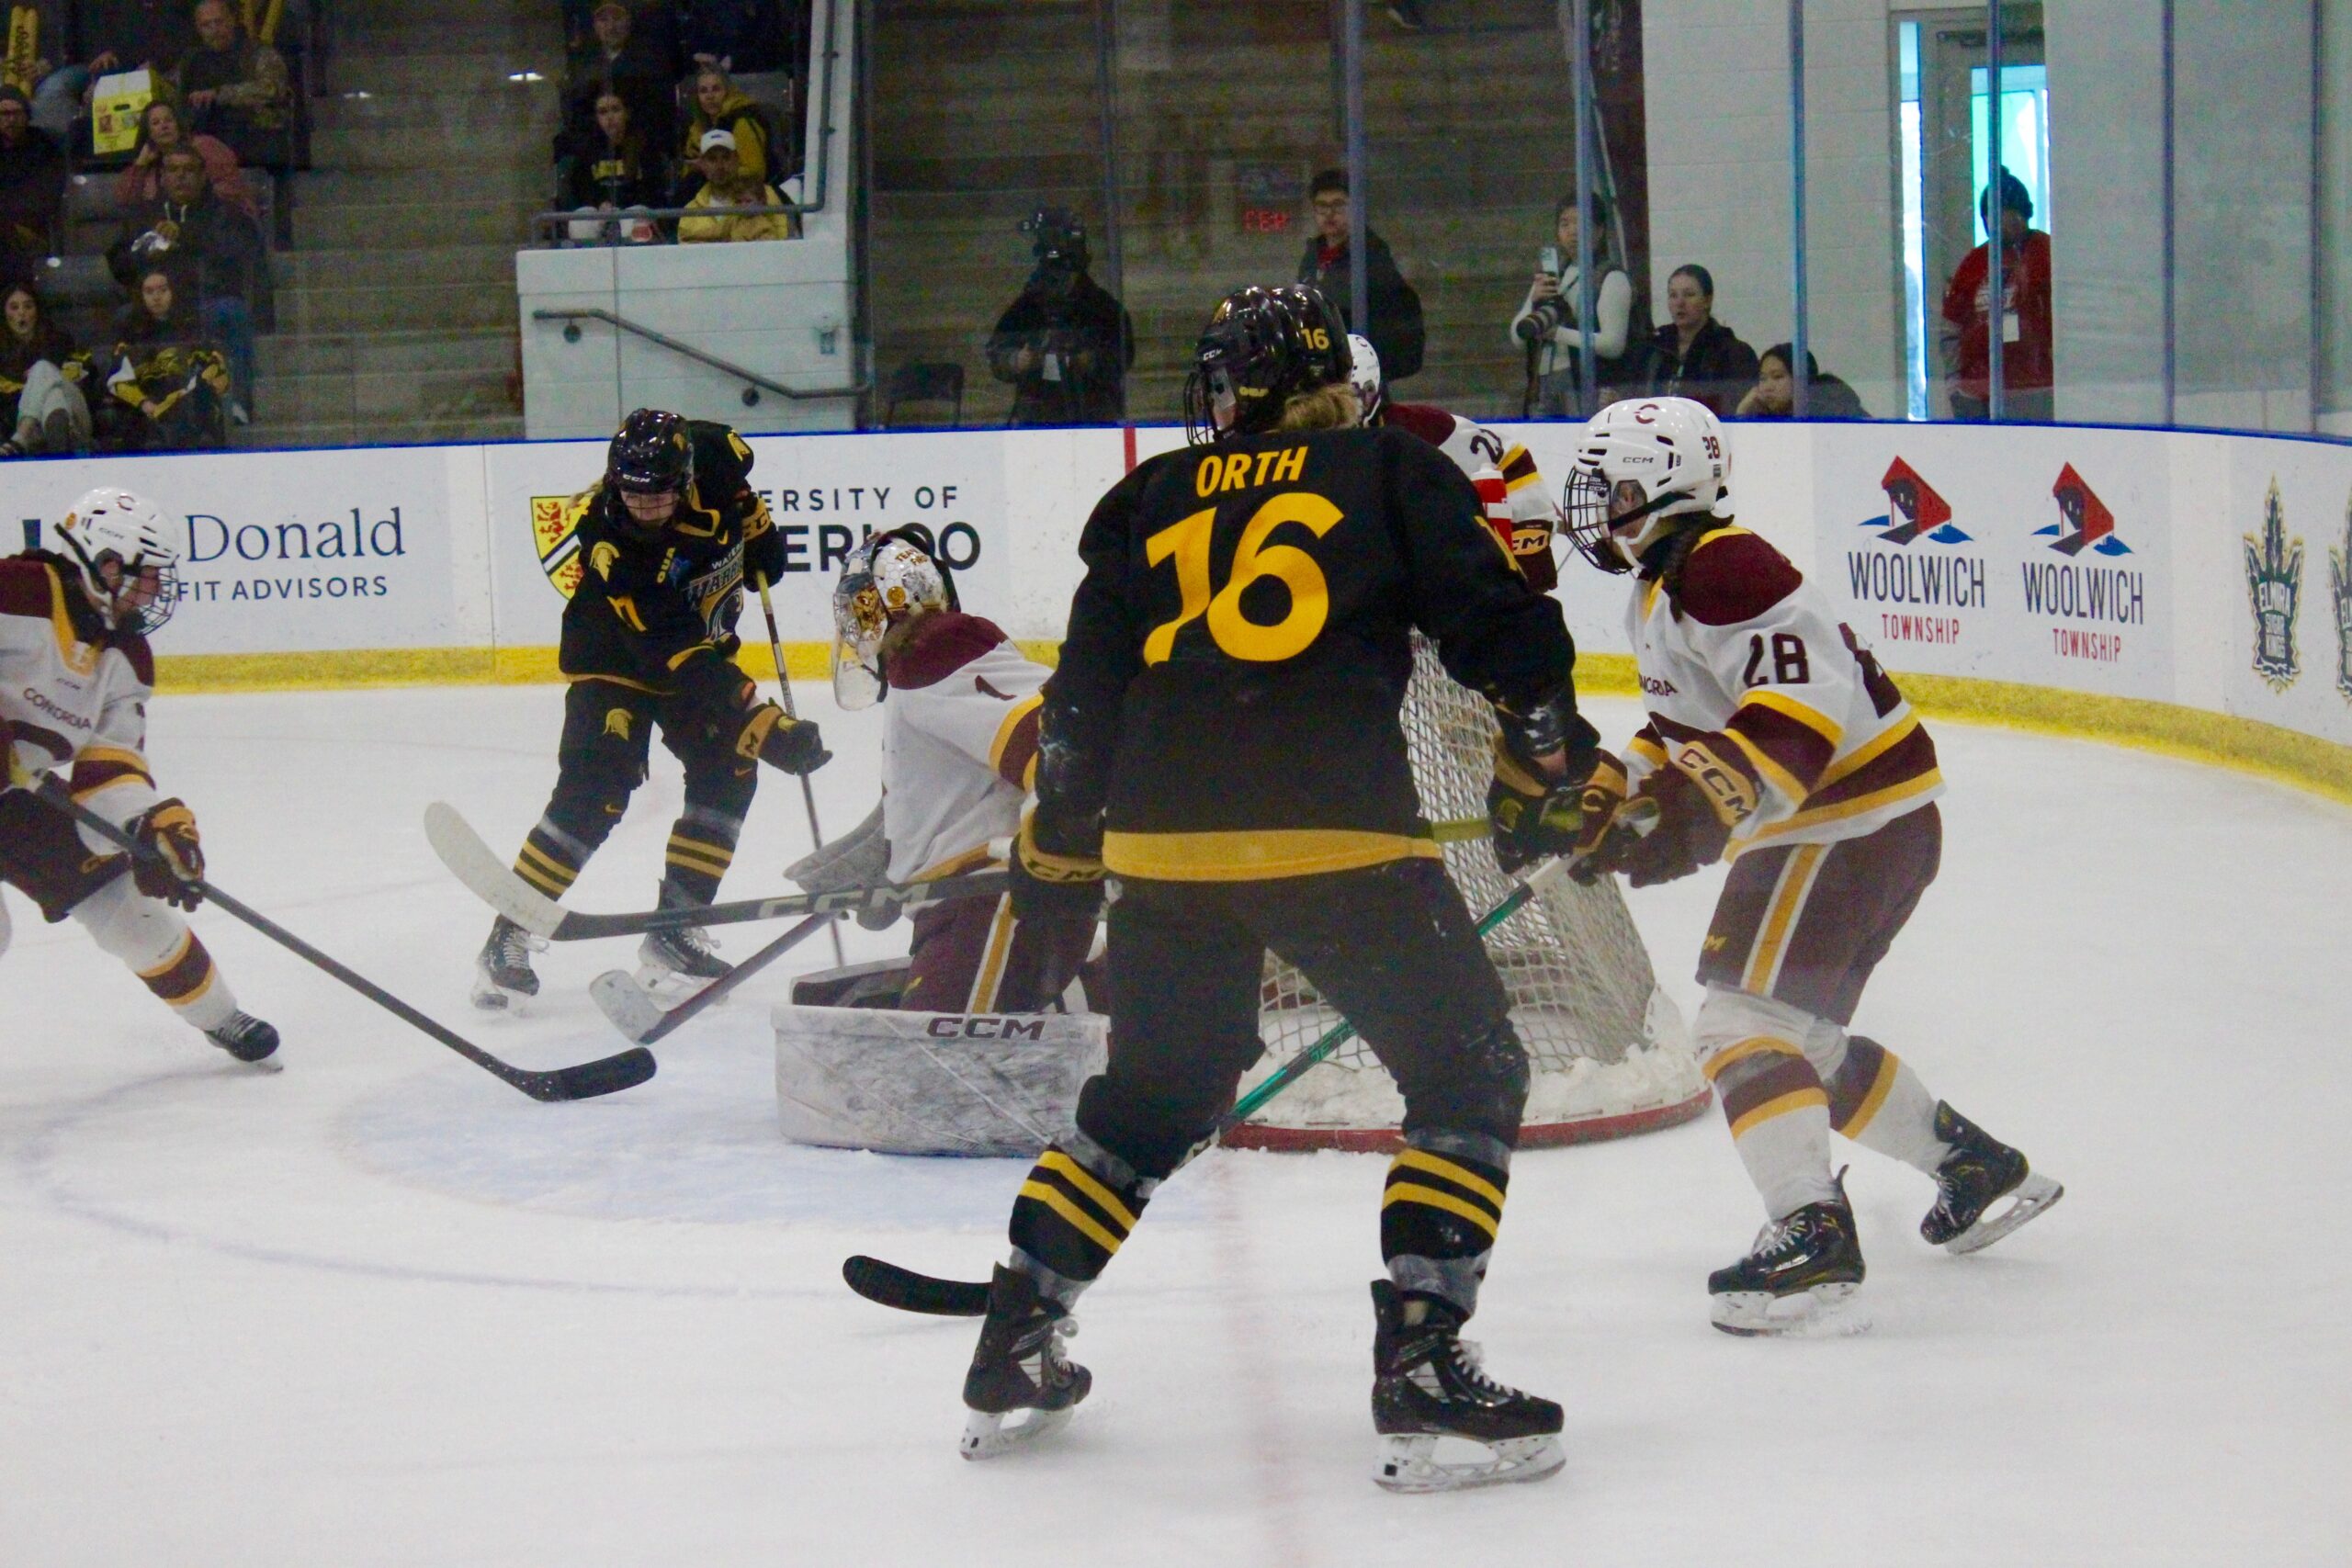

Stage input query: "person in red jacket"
[{"left": 1939, "top": 168, "right": 2052, "bottom": 423}]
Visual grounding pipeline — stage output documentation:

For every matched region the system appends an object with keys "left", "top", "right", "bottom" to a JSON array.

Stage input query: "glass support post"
[
  {"left": 1985, "top": 0, "right": 2005, "bottom": 421},
  {"left": 1572, "top": 0, "right": 1598, "bottom": 415},
  {"left": 1344, "top": 0, "right": 1369, "bottom": 336},
  {"left": 1789, "top": 0, "right": 1809, "bottom": 419}
]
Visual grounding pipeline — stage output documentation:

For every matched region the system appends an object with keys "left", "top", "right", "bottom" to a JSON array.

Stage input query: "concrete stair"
[
  {"left": 242, "top": 0, "right": 560, "bottom": 449},
  {"left": 870, "top": 0, "right": 1580, "bottom": 426}
]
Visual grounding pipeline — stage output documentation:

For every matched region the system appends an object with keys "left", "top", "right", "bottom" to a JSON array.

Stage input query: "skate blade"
[
  {"left": 226, "top": 1055, "right": 285, "bottom": 1074},
  {"left": 1943, "top": 1172, "right": 2064, "bottom": 1256},
  {"left": 959, "top": 1404, "right": 1073, "bottom": 1461},
  {"left": 1711, "top": 1280, "right": 1868, "bottom": 1338},
  {"left": 1374, "top": 1433, "right": 1566, "bottom": 1494}
]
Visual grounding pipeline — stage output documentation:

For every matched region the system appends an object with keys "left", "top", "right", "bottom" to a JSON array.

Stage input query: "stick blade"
[
  {"left": 842, "top": 1255, "right": 991, "bottom": 1316},
  {"left": 516, "top": 1045, "right": 659, "bottom": 1101},
  {"left": 590, "top": 969, "right": 669, "bottom": 1043},
  {"left": 424, "top": 802, "right": 563, "bottom": 938}
]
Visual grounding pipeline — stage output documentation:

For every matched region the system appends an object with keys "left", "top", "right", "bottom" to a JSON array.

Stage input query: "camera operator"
[
  {"left": 1508, "top": 190, "right": 1634, "bottom": 419},
  {"left": 984, "top": 208, "right": 1134, "bottom": 427}
]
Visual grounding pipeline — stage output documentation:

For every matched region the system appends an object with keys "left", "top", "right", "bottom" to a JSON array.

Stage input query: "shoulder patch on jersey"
[
  {"left": 1673, "top": 526, "right": 1804, "bottom": 626},
  {"left": 1381, "top": 401, "right": 1455, "bottom": 447},
  {"left": 888, "top": 611, "right": 1010, "bottom": 690},
  {"left": 0, "top": 556, "right": 58, "bottom": 618}
]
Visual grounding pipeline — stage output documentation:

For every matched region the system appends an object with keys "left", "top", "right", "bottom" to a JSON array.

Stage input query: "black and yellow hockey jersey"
[
  {"left": 560, "top": 421, "right": 786, "bottom": 708},
  {"left": 1040, "top": 425, "right": 1577, "bottom": 881}
]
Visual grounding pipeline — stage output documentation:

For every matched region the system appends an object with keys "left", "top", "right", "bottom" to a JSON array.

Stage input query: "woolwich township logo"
[
  {"left": 2244, "top": 479, "right": 2302, "bottom": 692},
  {"left": 2038, "top": 464, "right": 2132, "bottom": 558},
  {"left": 2329, "top": 491, "right": 2352, "bottom": 704},
  {"left": 531, "top": 492, "right": 594, "bottom": 600},
  {"left": 1863, "top": 457, "right": 1972, "bottom": 546}
]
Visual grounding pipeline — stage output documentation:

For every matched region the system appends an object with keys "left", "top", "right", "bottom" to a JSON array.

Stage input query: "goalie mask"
[
  {"left": 1563, "top": 396, "right": 1733, "bottom": 573},
  {"left": 56, "top": 488, "right": 181, "bottom": 636},
  {"left": 830, "top": 527, "right": 957, "bottom": 709}
]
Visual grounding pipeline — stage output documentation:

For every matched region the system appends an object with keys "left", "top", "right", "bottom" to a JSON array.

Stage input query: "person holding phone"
[{"left": 1509, "top": 191, "right": 1635, "bottom": 419}]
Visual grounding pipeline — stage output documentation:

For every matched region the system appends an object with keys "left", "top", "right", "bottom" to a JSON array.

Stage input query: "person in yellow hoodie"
[
  {"left": 677, "top": 66, "right": 771, "bottom": 193},
  {"left": 677, "top": 129, "right": 797, "bottom": 243}
]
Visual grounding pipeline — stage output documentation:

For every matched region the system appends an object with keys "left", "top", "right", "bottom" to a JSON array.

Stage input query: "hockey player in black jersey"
[
  {"left": 472, "top": 409, "right": 831, "bottom": 1009},
  {"left": 956, "top": 284, "right": 1599, "bottom": 1491}
]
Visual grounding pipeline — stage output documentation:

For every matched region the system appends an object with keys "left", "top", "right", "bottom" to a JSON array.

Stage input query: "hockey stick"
[
  {"left": 589, "top": 909, "right": 836, "bottom": 1043},
  {"left": 38, "top": 781, "right": 656, "bottom": 1102},
  {"left": 752, "top": 571, "right": 846, "bottom": 968},
  {"left": 842, "top": 855, "right": 1581, "bottom": 1316},
  {"left": 424, "top": 800, "right": 1008, "bottom": 940}
]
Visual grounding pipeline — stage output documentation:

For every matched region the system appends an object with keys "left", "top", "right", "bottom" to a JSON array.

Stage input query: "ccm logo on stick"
[{"left": 926, "top": 1016, "right": 1049, "bottom": 1040}]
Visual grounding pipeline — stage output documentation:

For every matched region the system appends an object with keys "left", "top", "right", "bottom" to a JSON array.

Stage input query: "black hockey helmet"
[
  {"left": 1182, "top": 283, "right": 1354, "bottom": 446},
  {"left": 606, "top": 408, "right": 694, "bottom": 528}
]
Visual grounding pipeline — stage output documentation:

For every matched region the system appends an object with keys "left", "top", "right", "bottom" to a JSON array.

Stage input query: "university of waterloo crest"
[
  {"left": 2329, "top": 490, "right": 2352, "bottom": 705},
  {"left": 532, "top": 492, "right": 594, "bottom": 599},
  {"left": 2244, "top": 479, "right": 2302, "bottom": 692}
]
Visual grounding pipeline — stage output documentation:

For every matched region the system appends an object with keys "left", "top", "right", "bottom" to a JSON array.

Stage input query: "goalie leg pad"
[{"left": 73, "top": 874, "right": 237, "bottom": 1032}]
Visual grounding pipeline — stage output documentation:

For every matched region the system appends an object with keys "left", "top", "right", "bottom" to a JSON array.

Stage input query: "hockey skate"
[
  {"left": 1922, "top": 1101, "right": 2063, "bottom": 1256},
  {"left": 205, "top": 1011, "right": 280, "bottom": 1067},
  {"left": 636, "top": 924, "right": 728, "bottom": 994},
  {"left": 960, "top": 1265, "right": 1090, "bottom": 1460},
  {"left": 471, "top": 916, "right": 544, "bottom": 1011},
  {"left": 1709, "top": 1176, "right": 1867, "bottom": 1337},
  {"left": 1370, "top": 1280, "right": 1565, "bottom": 1493}
]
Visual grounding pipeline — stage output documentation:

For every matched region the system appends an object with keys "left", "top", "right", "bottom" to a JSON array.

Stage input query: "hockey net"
[{"left": 1228, "top": 636, "right": 1710, "bottom": 1151}]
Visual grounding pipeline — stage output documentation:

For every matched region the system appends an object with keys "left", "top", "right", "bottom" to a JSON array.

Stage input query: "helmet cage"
[
  {"left": 829, "top": 527, "right": 957, "bottom": 709},
  {"left": 58, "top": 491, "right": 181, "bottom": 636}
]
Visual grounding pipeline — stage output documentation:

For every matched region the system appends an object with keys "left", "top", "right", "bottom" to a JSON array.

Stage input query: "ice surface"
[{"left": 2, "top": 686, "right": 2347, "bottom": 1565}]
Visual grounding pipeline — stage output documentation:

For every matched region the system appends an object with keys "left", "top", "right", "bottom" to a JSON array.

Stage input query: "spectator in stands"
[
  {"left": 1510, "top": 190, "right": 1636, "bottom": 418},
  {"left": 570, "top": 1, "right": 676, "bottom": 160},
  {"left": 1636, "top": 264, "right": 1757, "bottom": 417},
  {"left": 558, "top": 88, "right": 661, "bottom": 244},
  {"left": 1297, "top": 167, "right": 1423, "bottom": 387},
  {"left": 106, "top": 145, "right": 259, "bottom": 422},
  {"left": 24, "top": 0, "right": 194, "bottom": 144},
  {"left": 0, "top": 277, "right": 93, "bottom": 457},
  {"left": 677, "top": 128, "right": 794, "bottom": 243},
  {"left": 174, "top": 0, "right": 292, "bottom": 169},
  {"left": 678, "top": 66, "right": 771, "bottom": 197},
  {"left": 985, "top": 207, "right": 1132, "bottom": 426},
  {"left": 678, "top": 0, "right": 785, "bottom": 73},
  {"left": 0, "top": 85, "right": 65, "bottom": 277},
  {"left": 105, "top": 260, "right": 228, "bottom": 450},
  {"left": 119, "top": 97, "right": 257, "bottom": 219},
  {"left": 1939, "top": 167, "right": 2052, "bottom": 422},
  {"left": 1734, "top": 342, "right": 1869, "bottom": 420}
]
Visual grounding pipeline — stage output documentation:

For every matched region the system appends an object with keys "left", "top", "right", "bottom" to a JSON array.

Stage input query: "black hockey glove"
[
  {"left": 1487, "top": 757, "right": 1584, "bottom": 876},
  {"left": 1010, "top": 810, "right": 1106, "bottom": 927},
  {"left": 737, "top": 703, "right": 831, "bottom": 776},
  {"left": 128, "top": 798, "right": 206, "bottom": 910}
]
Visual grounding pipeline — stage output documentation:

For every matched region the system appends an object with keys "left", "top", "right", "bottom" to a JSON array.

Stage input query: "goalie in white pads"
[
  {"left": 1563, "top": 397, "right": 2061, "bottom": 1337},
  {"left": 1, "top": 490, "right": 278, "bottom": 1065},
  {"left": 788, "top": 528, "right": 1096, "bottom": 1016}
]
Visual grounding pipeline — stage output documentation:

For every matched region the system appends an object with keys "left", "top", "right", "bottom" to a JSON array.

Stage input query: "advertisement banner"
[
  {"left": 4, "top": 445, "right": 469, "bottom": 655},
  {"left": 1810, "top": 424, "right": 2172, "bottom": 702},
  {"left": 2226, "top": 437, "right": 2352, "bottom": 749},
  {"left": 482, "top": 428, "right": 1013, "bottom": 655}
]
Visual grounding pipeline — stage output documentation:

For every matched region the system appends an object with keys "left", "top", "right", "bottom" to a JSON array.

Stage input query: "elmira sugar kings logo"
[
  {"left": 2245, "top": 479, "right": 2302, "bottom": 692},
  {"left": 2330, "top": 490, "right": 2352, "bottom": 704}
]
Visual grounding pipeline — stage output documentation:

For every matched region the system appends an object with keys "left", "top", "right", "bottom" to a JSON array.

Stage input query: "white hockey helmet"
[
  {"left": 55, "top": 488, "right": 182, "bottom": 635},
  {"left": 1563, "top": 396, "right": 1732, "bottom": 572},
  {"left": 830, "top": 527, "right": 955, "bottom": 710},
  {"left": 1345, "top": 332, "right": 1384, "bottom": 423}
]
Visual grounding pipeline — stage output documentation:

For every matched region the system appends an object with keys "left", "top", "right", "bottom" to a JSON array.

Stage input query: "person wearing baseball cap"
[{"left": 679, "top": 126, "right": 797, "bottom": 243}]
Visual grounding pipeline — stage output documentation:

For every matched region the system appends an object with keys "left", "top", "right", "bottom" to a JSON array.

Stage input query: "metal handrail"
[
  {"left": 530, "top": 201, "right": 808, "bottom": 239},
  {"left": 533, "top": 308, "right": 864, "bottom": 404}
]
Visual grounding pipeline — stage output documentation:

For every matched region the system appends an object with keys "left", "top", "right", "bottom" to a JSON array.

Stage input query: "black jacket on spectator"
[
  {"left": 106, "top": 190, "right": 263, "bottom": 306},
  {"left": 569, "top": 38, "right": 678, "bottom": 157},
  {"left": 0, "top": 122, "right": 67, "bottom": 259},
  {"left": 175, "top": 32, "right": 295, "bottom": 167},
  {"left": 679, "top": 0, "right": 786, "bottom": 72},
  {"left": 985, "top": 264, "right": 1135, "bottom": 427},
  {"left": 1296, "top": 229, "right": 1424, "bottom": 383},
  {"left": 68, "top": 0, "right": 193, "bottom": 71},
  {"left": 1638, "top": 318, "right": 1759, "bottom": 418},
  {"left": 105, "top": 292, "right": 226, "bottom": 450},
  {"left": 560, "top": 124, "right": 661, "bottom": 212}
]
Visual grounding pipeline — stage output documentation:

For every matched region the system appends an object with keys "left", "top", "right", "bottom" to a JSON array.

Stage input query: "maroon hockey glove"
[
  {"left": 1611, "top": 766, "right": 1731, "bottom": 888},
  {"left": 129, "top": 798, "right": 206, "bottom": 910}
]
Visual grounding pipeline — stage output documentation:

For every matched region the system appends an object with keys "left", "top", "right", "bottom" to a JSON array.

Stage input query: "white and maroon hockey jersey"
[
  {"left": 1620, "top": 525, "right": 1942, "bottom": 855},
  {"left": 879, "top": 611, "right": 1048, "bottom": 884},
  {"left": 1383, "top": 400, "right": 1559, "bottom": 592},
  {"left": 1, "top": 554, "right": 164, "bottom": 847}
]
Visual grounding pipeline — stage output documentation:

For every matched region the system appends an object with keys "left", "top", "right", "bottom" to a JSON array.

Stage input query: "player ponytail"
[{"left": 1275, "top": 383, "right": 1361, "bottom": 433}]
